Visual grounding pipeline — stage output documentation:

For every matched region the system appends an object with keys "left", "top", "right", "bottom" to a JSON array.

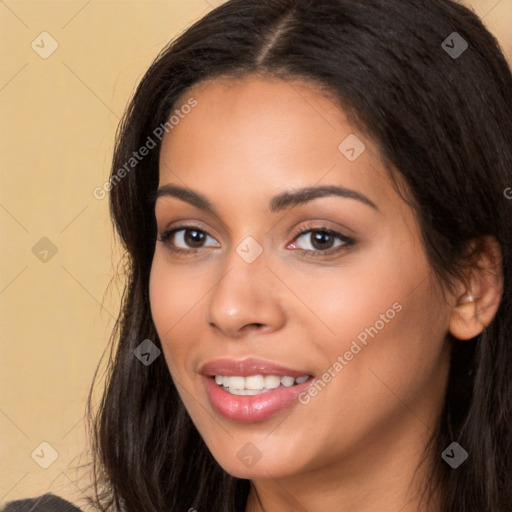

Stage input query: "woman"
[{"left": 5, "top": 0, "right": 511, "bottom": 510}]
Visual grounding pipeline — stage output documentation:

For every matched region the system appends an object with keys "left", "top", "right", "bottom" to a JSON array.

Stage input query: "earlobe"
[
  {"left": 448, "top": 236, "right": 504, "bottom": 341},
  {"left": 449, "top": 290, "right": 480, "bottom": 340}
]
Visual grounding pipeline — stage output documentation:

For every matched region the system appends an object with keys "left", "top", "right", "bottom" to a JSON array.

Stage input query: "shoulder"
[{"left": 2, "top": 494, "right": 83, "bottom": 512}]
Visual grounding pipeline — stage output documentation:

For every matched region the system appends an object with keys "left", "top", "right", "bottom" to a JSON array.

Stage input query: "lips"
[
  {"left": 200, "top": 357, "right": 313, "bottom": 378},
  {"left": 199, "top": 357, "right": 314, "bottom": 422}
]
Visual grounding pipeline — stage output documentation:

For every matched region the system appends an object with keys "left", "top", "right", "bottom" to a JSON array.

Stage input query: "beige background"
[{"left": 0, "top": 0, "right": 510, "bottom": 508}]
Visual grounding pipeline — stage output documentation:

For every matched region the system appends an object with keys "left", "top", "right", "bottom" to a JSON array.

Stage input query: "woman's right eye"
[{"left": 158, "top": 227, "right": 220, "bottom": 254}]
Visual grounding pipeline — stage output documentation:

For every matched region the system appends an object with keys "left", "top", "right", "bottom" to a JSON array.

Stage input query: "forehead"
[
  {"left": 166, "top": 74, "right": 350, "bottom": 159},
  {"left": 158, "top": 75, "right": 400, "bottom": 216}
]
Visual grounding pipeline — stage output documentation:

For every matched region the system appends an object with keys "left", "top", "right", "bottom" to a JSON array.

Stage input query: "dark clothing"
[{"left": 2, "top": 494, "right": 82, "bottom": 512}]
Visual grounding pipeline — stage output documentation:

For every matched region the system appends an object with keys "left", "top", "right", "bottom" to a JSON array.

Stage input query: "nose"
[{"left": 206, "top": 252, "right": 286, "bottom": 338}]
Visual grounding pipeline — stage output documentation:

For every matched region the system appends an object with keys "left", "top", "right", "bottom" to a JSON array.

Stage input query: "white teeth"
[
  {"left": 214, "top": 374, "right": 310, "bottom": 393},
  {"left": 245, "top": 375, "right": 265, "bottom": 390},
  {"left": 264, "top": 375, "right": 281, "bottom": 389},
  {"left": 228, "top": 376, "right": 245, "bottom": 390},
  {"left": 280, "top": 376, "right": 295, "bottom": 387}
]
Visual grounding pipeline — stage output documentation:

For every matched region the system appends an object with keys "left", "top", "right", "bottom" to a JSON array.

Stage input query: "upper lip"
[{"left": 200, "top": 357, "right": 312, "bottom": 378}]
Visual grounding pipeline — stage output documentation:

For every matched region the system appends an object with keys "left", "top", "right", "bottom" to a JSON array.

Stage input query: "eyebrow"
[{"left": 154, "top": 183, "right": 379, "bottom": 214}]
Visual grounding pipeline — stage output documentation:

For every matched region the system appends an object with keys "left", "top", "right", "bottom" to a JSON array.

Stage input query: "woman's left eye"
[{"left": 288, "top": 228, "right": 354, "bottom": 257}]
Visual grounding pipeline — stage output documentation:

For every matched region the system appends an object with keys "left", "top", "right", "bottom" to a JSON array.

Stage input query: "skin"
[{"left": 149, "top": 74, "right": 503, "bottom": 512}]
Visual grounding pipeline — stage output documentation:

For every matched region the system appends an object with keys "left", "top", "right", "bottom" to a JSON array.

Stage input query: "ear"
[{"left": 449, "top": 235, "right": 504, "bottom": 341}]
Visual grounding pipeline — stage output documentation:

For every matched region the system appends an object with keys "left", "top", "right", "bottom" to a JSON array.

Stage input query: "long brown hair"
[{"left": 87, "top": 1, "right": 512, "bottom": 510}]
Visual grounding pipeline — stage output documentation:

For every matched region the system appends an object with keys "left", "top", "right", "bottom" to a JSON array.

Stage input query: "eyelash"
[{"left": 157, "top": 222, "right": 355, "bottom": 259}]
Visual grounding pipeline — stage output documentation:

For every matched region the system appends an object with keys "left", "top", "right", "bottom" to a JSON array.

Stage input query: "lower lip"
[{"left": 203, "top": 376, "right": 313, "bottom": 423}]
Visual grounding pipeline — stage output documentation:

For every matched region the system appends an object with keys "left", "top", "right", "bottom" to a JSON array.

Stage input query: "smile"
[
  {"left": 214, "top": 374, "right": 310, "bottom": 395},
  {"left": 199, "top": 358, "right": 315, "bottom": 422}
]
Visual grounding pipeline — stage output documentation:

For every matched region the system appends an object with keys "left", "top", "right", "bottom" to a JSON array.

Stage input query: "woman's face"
[{"left": 149, "top": 75, "right": 452, "bottom": 480}]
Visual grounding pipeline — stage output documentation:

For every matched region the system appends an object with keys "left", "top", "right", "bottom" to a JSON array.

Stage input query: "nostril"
[{"left": 240, "top": 323, "right": 265, "bottom": 333}]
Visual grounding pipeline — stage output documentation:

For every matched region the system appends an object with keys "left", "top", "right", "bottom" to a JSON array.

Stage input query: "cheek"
[
  {"left": 308, "top": 262, "right": 449, "bottom": 439},
  {"left": 148, "top": 254, "right": 203, "bottom": 374},
  {"left": 296, "top": 237, "right": 449, "bottom": 404}
]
